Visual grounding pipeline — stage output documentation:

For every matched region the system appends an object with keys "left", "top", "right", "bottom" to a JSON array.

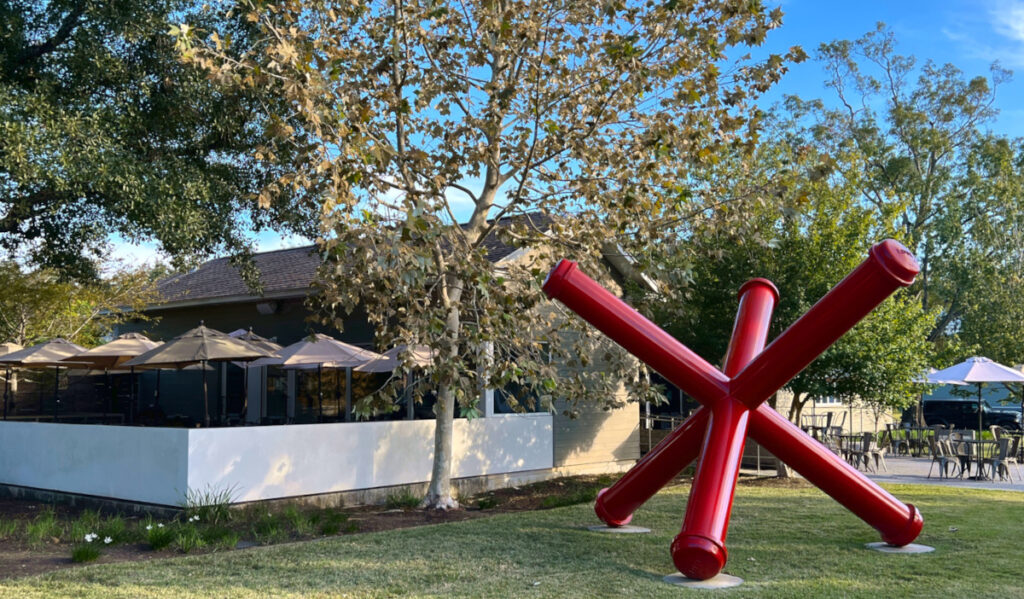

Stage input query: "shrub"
[
  {"left": 175, "top": 524, "right": 206, "bottom": 553},
  {"left": 69, "top": 510, "right": 102, "bottom": 544},
  {"left": 540, "top": 487, "right": 599, "bottom": 509},
  {"left": 476, "top": 497, "right": 498, "bottom": 510},
  {"left": 251, "top": 512, "right": 287, "bottom": 544},
  {"left": 201, "top": 525, "right": 240, "bottom": 550},
  {"left": 71, "top": 544, "right": 101, "bottom": 563},
  {"left": 317, "top": 511, "right": 349, "bottom": 536},
  {"left": 385, "top": 490, "right": 421, "bottom": 510},
  {"left": 146, "top": 522, "right": 175, "bottom": 550},
  {"left": 25, "top": 508, "right": 61, "bottom": 547},
  {"left": 0, "top": 518, "right": 17, "bottom": 540},
  {"left": 282, "top": 505, "right": 313, "bottom": 536},
  {"left": 183, "top": 485, "right": 237, "bottom": 526}
]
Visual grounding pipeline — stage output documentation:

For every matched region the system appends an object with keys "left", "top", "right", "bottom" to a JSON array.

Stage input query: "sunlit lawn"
[{"left": 1, "top": 482, "right": 1021, "bottom": 598}]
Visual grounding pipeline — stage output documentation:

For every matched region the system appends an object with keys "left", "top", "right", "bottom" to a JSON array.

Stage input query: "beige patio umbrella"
[
  {"left": 0, "top": 342, "right": 23, "bottom": 421},
  {"left": 354, "top": 344, "right": 436, "bottom": 373},
  {"left": 227, "top": 328, "right": 284, "bottom": 420},
  {"left": 59, "top": 333, "right": 163, "bottom": 423},
  {"left": 0, "top": 338, "right": 89, "bottom": 421},
  {"left": 251, "top": 333, "right": 383, "bottom": 421},
  {"left": 355, "top": 344, "right": 436, "bottom": 421},
  {"left": 123, "top": 323, "right": 273, "bottom": 427}
]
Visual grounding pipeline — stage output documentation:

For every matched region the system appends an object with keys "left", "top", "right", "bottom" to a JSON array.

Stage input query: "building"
[{"left": 0, "top": 216, "right": 641, "bottom": 509}]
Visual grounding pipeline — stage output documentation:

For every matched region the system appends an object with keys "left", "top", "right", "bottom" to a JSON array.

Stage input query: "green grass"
[
  {"left": 385, "top": 490, "right": 421, "bottom": 510},
  {"left": 2, "top": 482, "right": 1024, "bottom": 598},
  {"left": 23, "top": 509, "right": 60, "bottom": 548}
]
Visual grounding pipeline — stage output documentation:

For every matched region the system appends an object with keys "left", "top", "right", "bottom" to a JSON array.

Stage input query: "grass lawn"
[{"left": 1, "top": 481, "right": 1020, "bottom": 598}]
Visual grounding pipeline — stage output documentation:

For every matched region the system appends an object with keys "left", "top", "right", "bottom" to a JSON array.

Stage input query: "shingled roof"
[{"left": 154, "top": 213, "right": 552, "bottom": 309}]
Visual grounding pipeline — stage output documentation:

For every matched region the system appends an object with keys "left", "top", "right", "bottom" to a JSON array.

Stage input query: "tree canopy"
[
  {"left": 0, "top": 0, "right": 318, "bottom": 279},
  {"left": 178, "top": 0, "right": 802, "bottom": 507}
]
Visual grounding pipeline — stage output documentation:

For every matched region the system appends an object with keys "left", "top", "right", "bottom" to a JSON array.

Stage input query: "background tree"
[
  {"left": 790, "top": 23, "right": 1024, "bottom": 363},
  {"left": 179, "top": 0, "right": 803, "bottom": 508},
  {"left": 0, "top": 260, "right": 157, "bottom": 347},
  {"left": 656, "top": 128, "right": 938, "bottom": 428},
  {"left": 0, "top": 0, "right": 318, "bottom": 280}
]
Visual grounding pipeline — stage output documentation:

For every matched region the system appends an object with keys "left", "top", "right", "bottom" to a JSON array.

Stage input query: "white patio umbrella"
[
  {"left": 0, "top": 338, "right": 89, "bottom": 421},
  {"left": 0, "top": 342, "right": 23, "bottom": 420},
  {"left": 251, "top": 333, "right": 383, "bottom": 421},
  {"left": 927, "top": 357, "right": 1024, "bottom": 435}
]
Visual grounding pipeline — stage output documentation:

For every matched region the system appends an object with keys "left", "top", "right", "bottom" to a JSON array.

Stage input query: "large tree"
[
  {"left": 0, "top": 0, "right": 317, "bottom": 279},
  {"left": 179, "top": 0, "right": 803, "bottom": 508},
  {"left": 657, "top": 131, "right": 938, "bottom": 426},
  {"left": 0, "top": 260, "right": 157, "bottom": 347},
  {"left": 791, "top": 24, "right": 1024, "bottom": 363}
]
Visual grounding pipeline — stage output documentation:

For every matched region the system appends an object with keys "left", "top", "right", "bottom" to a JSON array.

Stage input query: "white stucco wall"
[
  {"left": 0, "top": 414, "right": 553, "bottom": 505},
  {"left": 188, "top": 414, "right": 554, "bottom": 502},
  {"left": 0, "top": 421, "right": 189, "bottom": 505}
]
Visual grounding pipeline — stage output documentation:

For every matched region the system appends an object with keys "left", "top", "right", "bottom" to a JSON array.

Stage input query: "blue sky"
[{"left": 110, "top": 0, "right": 1024, "bottom": 268}]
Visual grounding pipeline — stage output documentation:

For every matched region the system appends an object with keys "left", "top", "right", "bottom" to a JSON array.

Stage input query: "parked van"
[{"left": 920, "top": 399, "right": 1021, "bottom": 431}]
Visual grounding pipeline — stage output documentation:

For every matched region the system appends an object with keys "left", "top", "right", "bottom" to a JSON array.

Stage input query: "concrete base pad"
[
  {"left": 865, "top": 542, "right": 935, "bottom": 554},
  {"left": 663, "top": 573, "right": 743, "bottom": 589},
  {"left": 587, "top": 524, "right": 651, "bottom": 534}
]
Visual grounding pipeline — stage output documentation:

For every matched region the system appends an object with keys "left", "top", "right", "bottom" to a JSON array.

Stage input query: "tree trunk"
[{"left": 422, "top": 279, "right": 463, "bottom": 510}]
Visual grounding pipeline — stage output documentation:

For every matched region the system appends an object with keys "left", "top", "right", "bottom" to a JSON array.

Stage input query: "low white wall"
[
  {"left": 0, "top": 414, "right": 554, "bottom": 505},
  {"left": 0, "top": 421, "right": 189, "bottom": 505},
  {"left": 188, "top": 414, "right": 554, "bottom": 502}
]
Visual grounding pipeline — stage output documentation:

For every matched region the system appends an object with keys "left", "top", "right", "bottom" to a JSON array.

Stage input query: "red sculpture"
[{"left": 542, "top": 240, "right": 923, "bottom": 581}]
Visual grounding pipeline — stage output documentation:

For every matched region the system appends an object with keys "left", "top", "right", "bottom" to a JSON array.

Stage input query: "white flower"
[
  {"left": 145, "top": 525, "right": 152, "bottom": 531},
  {"left": 157, "top": 523, "right": 164, "bottom": 528},
  {"left": 188, "top": 515, "right": 200, "bottom": 522},
  {"left": 103, "top": 537, "right": 112, "bottom": 544},
  {"left": 84, "top": 533, "right": 97, "bottom": 542}
]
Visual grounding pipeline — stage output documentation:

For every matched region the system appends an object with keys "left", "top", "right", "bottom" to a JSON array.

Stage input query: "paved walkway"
[{"left": 866, "top": 455, "right": 1024, "bottom": 492}]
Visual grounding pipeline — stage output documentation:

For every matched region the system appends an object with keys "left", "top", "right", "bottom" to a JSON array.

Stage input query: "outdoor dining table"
[
  {"left": 952, "top": 438, "right": 998, "bottom": 480},
  {"left": 901, "top": 426, "right": 932, "bottom": 457}
]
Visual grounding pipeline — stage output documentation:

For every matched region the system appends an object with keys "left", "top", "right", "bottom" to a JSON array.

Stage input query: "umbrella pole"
[
  {"left": 53, "top": 366, "right": 60, "bottom": 423},
  {"left": 129, "top": 366, "right": 135, "bottom": 424},
  {"left": 346, "top": 367, "right": 352, "bottom": 423},
  {"left": 203, "top": 360, "right": 210, "bottom": 428},
  {"left": 335, "top": 369, "right": 341, "bottom": 421},
  {"left": 105, "top": 368, "right": 112, "bottom": 418},
  {"left": 156, "top": 369, "right": 161, "bottom": 407},
  {"left": 242, "top": 363, "right": 249, "bottom": 423},
  {"left": 317, "top": 364, "right": 323, "bottom": 422},
  {"left": 2, "top": 365, "right": 9, "bottom": 420}
]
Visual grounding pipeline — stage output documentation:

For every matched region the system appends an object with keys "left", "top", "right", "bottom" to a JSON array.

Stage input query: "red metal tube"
[
  {"left": 673, "top": 398, "right": 749, "bottom": 579},
  {"left": 543, "top": 260, "right": 729, "bottom": 405},
  {"left": 671, "top": 279, "right": 777, "bottom": 579},
  {"left": 749, "top": 405, "right": 923, "bottom": 546},
  {"left": 730, "top": 240, "right": 919, "bottom": 408},
  {"left": 595, "top": 407, "right": 709, "bottom": 526}
]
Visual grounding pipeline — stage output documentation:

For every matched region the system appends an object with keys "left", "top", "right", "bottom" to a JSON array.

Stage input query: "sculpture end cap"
[
  {"left": 671, "top": 534, "right": 728, "bottom": 581},
  {"left": 870, "top": 240, "right": 919, "bottom": 286},
  {"left": 543, "top": 259, "right": 577, "bottom": 300},
  {"left": 881, "top": 504, "right": 924, "bottom": 547},
  {"left": 594, "top": 488, "right": 632, "bottom": 527},
  {"left": 738, "top": 277, "right": 780, "bottom": 303}
]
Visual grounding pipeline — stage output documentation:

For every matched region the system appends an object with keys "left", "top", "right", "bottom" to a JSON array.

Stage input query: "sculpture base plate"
[
  {"left": 865, "top": 542, "right": 934, "bottom": 554},
  {"left": 586, "top": 524, "right": 650, "bottom": 534},
  {"left": 662, "top": 573, "right": 743, "bottom": 589}
]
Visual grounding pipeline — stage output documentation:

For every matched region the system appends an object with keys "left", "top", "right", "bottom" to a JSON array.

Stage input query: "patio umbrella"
[
  {"left": 123, "top": 323, "right": 273, "bottom": 427},
  {"left": 0, "top": 338, "right": 89, "bottom": 421},
  {"left": 355, "top": 344, "right": 436, "bottom": 420},
  {"left": 59, "top": 333, "right": 163, "bottom": 423},
  {"left": 354, "top": 344, "right": 436, "bottom": 373},
  {"left": 0, "top": 342, "right": 23, "bottom": 420},
  {"left": 927, "top": 357, "right": 1024, "bottom": 435},
  {"left": 227, "top": 328, "right": 284, "bottom": 420},
  {"left": 252, "top": 333, "right": 383, "bottom": 421}
]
